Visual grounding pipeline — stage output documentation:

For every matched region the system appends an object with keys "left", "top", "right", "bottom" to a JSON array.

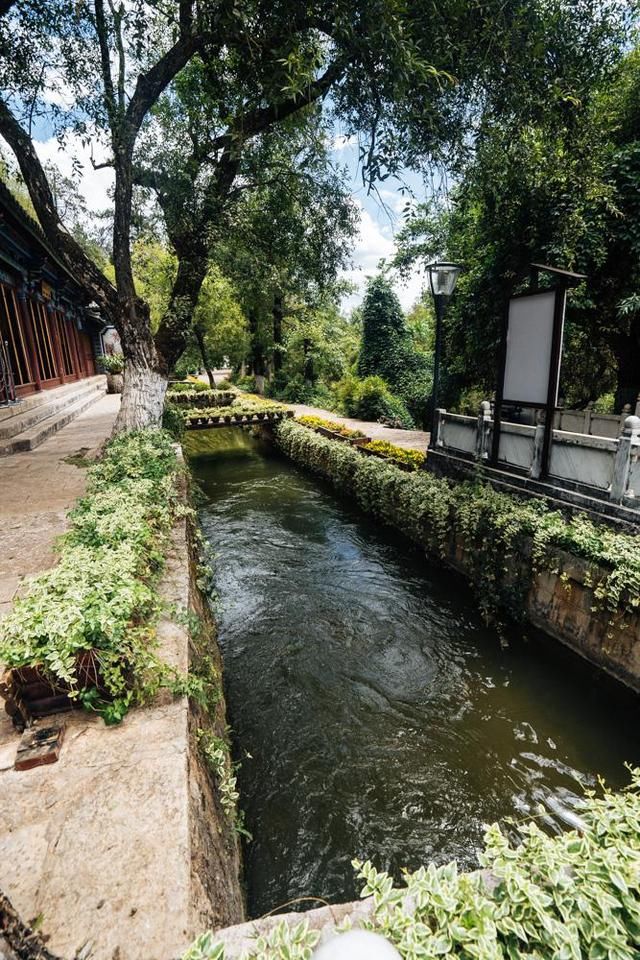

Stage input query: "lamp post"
[{"left": 426, "top": 261, "right": 462, "bottom": 447}]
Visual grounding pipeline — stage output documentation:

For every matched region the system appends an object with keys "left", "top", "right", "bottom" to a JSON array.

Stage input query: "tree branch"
[
  {"left": 94, "top": 0, "right": 118, "bottom": 126},
  {"left": 207, "top": 59, "right": 347, "bottom": 156},
  {"left": 107, "top": 0, "right": 127, "bottom": 114},
  {"left": 126, "top": 32, "right": 201, "bottom": 136}
]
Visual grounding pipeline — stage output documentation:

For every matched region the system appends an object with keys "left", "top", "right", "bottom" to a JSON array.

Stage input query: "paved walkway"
[
  {"left": 291, "top": 403, "right": 430, "bottom": 451},
  {"left": 0, "top": 394, "right": 121, "bottom": 620}
]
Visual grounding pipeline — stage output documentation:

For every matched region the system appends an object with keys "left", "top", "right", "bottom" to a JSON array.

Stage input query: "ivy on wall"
[{"left": 274, "top": 419, "right": 640, "bottom": 623}]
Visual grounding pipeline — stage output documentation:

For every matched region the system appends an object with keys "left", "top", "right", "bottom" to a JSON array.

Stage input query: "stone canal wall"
[
  {"left": 0, "top": 492, "right": 244, "bottom": 960},
  {"left": 452, "top": 538, "right": 640, "bottom": 692},
  {"left": 274, "top": 421, "right": 640, "bottom": 694}
]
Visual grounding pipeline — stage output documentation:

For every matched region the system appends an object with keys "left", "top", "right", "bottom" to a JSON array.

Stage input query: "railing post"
[
  {"left": 530, "top": 410, "right": 546, "bottom": 479},
  {"left": 432, "top": 408, "right": 445, "bottom": 448},
  {"left": 610, "top": 415, "right": 640, "bottom": 504},
  {"left": 584, "top": 402, "right": 593, "bottom": 436},
  {"left": 619, "top": 403, "right": 632, "bottom": 435},
  {"left": 476, "top": 401, "right": 491, "bottom": 460},
  {"left": 635, "top": 393, "right": 640, "bottom": 418}
]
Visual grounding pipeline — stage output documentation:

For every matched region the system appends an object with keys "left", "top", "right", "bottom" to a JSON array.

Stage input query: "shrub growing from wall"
[{"left": 275, "top": 419, "right": 640, "bottom": 623}]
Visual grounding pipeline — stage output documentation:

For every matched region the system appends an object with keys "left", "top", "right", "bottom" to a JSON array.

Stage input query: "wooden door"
[{"left": 78, "top": 332, "right": 96, "bottom": 377}]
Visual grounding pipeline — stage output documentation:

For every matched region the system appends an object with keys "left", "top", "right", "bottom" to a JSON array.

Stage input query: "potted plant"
[{"left": 99, "top": 353, "right": 125, "bottom": 393}]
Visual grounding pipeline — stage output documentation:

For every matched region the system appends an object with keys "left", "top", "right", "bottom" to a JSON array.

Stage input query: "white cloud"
[
  {"left": 340, "top": 198, "right": 425, "bottom": 314},
  {"left": 34, "top": 133, "right": 114, "bottom": 216},
  {"left": 333, "top": 133, "right": 357, "bottom": 152}
]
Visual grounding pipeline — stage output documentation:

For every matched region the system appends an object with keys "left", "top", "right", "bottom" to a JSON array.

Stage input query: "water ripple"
[{"left": 189, "top": 430, "right": 640, "bottom": 918}]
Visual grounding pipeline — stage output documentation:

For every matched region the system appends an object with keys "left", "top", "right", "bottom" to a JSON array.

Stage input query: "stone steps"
[
  {"left": 0, "top": 376, "right": 103, "bottom": 424},
  {"left": 0, "top": 377, "right": 107, "bottom": 456}
]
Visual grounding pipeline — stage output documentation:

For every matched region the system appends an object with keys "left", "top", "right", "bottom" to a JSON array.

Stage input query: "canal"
[{"left": 186, "top": 428, "right": 639, "bottom": 919}]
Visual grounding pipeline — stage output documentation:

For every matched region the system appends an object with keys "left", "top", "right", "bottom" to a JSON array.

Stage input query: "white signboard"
[{"left": 502, "top": 290, "right": 559, "bottom": 406}]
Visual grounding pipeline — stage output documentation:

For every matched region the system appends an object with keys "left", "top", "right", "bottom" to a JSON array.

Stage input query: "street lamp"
[{"left": 426, "top": 261, "right": 462, "bottom": 447}]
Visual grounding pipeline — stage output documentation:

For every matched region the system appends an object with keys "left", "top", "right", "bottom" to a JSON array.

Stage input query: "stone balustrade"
[{"left": 433, "top": 405, "right": 640, "bottom": 512}]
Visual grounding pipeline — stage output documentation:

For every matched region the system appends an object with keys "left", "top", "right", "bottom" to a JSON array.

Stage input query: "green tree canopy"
[{"left": 394, "top": 31, "right": 640, "bottom": 412}]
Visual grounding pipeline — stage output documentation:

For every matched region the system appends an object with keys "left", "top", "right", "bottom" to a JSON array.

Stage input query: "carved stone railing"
[{"left": 434, "top": 405, "right": 640, "bottom": 510}]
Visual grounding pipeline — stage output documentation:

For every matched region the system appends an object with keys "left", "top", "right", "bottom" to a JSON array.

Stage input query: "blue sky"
[{"left": 331, "top": 135, "right": 428, "bottom": 313}]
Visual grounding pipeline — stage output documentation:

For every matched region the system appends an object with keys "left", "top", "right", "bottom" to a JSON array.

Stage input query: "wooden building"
[{"left": 0, "top": 181, "right": 105, "bottom": 402}]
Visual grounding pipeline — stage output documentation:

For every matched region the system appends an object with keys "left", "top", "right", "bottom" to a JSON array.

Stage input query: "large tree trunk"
[
  {"left": 112, "top": 295, "right": 169, "bottom": 433},
  {"left": 194, "top": 325, "right": 215, "bottom": 387},
  {"left": 120, "top": 255, "right": 207, "bottom": 430},
  {"left": 115, "top": 358, "right": 168, "bottom": 432},
  {"left": 273, "top": 292, "right": 284, "bottom": 374}
]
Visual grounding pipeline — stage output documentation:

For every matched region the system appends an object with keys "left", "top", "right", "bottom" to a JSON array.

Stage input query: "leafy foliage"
[
  {"left": 168, "top": 380, "right": 212, "bottom": 393},
  {"left": 275, "top": 420, "right": 640, "bottom": 623},
  {"left": 357, "top": 276, "right": 432, "bottom": 427},
  {"left": 197, "top": 729, "right": 241, "bottom": 823},
  {"left": 184, "top": 771, "right": 640, "bottom": 959},
  {"left": 358, "top": 275, "right": 408, "bottom": 382},
  {"left": 335, "top": 374, "right": 414, "bottom": 429},
  {"left": 296, "top": 414, "right": 366, "bottom": 439},
  {"left": 0, "top": 431, "right": 187, "bottom": 723},
  {"left": 168, "top": 390, "right": 235, "bottom": 409},
  {"left": 361, "top": 440, "right": 426, "bottom": 471},
  {"left": 394, "top": 31, "right": 640, "bottom": 413},
  {"left": 98, "top": 354, "right": 124, "bottom": 374}
]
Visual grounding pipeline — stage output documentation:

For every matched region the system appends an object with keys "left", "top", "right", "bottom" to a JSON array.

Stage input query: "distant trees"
[
  {"left": 358, "top": 276, "right": 407, "bottom": 383},
  {"left": 207, "top": 111, "right": 357, "bottom": 393},
  {"left": 357, "top": 275, "right": 432, "bottom": 427}
]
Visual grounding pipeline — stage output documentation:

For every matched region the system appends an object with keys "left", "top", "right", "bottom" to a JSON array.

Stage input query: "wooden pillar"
[
  {"left": 47, "top": 301, "right": 65, "bottom": 384},
  {"left": 17, "top": 284, "right": 42, "bottom": 391},
  {"left": 69, "top": 315, "right": 83, "bottom": 379}
]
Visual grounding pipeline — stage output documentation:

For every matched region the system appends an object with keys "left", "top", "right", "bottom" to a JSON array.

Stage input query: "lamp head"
[{"left": 426, "top": 262, "right": 463, "bottom": 299}]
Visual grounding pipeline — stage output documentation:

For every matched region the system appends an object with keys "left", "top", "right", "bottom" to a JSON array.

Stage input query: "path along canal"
[{"left": 186, "top": 428, "right": 640, "bottom": 919}]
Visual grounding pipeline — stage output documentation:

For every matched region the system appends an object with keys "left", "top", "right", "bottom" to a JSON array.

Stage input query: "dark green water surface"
[{"left": 186, "top": 428, "right": 639, "bottom": 918}]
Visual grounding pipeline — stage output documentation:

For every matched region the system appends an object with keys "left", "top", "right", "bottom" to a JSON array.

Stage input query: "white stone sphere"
[{"left": 313, "top": 930, "right": 401, "bottom": 959}]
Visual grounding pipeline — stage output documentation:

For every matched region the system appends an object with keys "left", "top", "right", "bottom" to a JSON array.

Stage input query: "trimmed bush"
[
  {"left": 168, "top": 380, "right": 211, "bottom": 393},
  {"left": 169, "top": 390, "right": 235, "bottom": 408},
  {"left": 361, "top": 439, "right": 425, "bottom": 470},
  {"left": 335, "top": 374, "right": 414, "bottom": 428}
]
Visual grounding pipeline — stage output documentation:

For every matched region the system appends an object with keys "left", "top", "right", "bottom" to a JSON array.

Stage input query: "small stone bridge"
[{"left": 184, "top": 410, "right": 293, "bottom": 431}]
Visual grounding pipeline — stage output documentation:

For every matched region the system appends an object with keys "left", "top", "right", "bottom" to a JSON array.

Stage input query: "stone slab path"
[
  {"left": 290, "top": 403, "right": 430, "bottom": 451},
  {"left": 0, "top": 394, "right": 121, "bottom": 620}
]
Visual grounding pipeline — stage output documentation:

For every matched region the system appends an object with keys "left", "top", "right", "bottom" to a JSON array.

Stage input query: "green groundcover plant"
[
  {"left": 168, "top": 380, "right": 212, "bottom": 393},
  {"left": 0, "top": 430, "right": 190, "bottom": 724},
  {"left": 275, "top": 420, "right": 640, "bottom": 623},
  {"left": 169, "top": 390, "right": 236, "bottom": 408},
  {"left": 184, "top": 770, "right": 640, "bottom": 960}
]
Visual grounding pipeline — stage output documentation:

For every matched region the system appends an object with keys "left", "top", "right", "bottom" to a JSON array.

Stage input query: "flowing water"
[{"left": 186, "top": 428, "right": 640, "bottom": 918}]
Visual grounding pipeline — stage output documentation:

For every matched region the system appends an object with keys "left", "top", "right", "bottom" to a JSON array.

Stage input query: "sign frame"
[{"left": 490, "top": 264, "right": 586, "bottom": 479}]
